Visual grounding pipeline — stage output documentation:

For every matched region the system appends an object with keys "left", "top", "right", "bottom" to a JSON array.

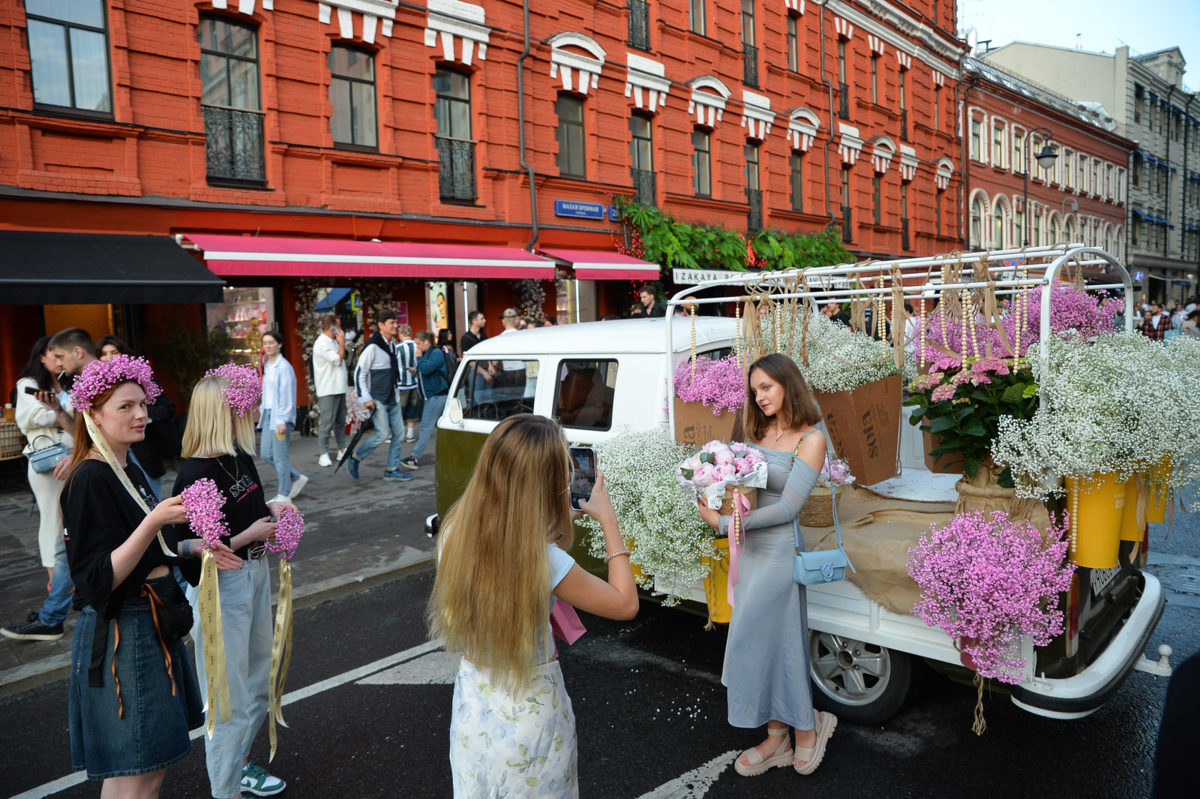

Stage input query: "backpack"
[{"left": 440, "top": 345, "right": 459, "bottom": 376}]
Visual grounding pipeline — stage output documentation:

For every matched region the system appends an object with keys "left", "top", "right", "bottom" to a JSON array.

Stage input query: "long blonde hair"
[
  {"left": 181, "top": 376, "right": 257, "bottom": 457},
  {"left": 427, "top": 415, "right": 573, "bottom": 693}
]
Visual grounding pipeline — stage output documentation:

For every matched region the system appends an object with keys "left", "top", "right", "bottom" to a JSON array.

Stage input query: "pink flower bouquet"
[
  {"left": 673, "top": 355, "right": 747, "bottom": 415},
  {"left": 677, "top": 440, "right": 768, "bottom": 509},
  {"left": 819, "top": 455, "right": 855, "bottom": 488}
]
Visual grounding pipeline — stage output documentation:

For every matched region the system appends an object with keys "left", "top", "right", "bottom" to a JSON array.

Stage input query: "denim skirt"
[{"left": 69, "top": 578, "right": 204, "bottom": 779}]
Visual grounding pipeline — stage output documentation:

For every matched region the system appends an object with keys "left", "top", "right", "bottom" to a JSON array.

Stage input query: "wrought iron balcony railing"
[
  {"left": 435, "top": 137, "right": 476, "bottom": 202},
  {"left": 746, "top": 188, "right": 763, "bottom": 232},
  {"left": 202, "top": 105, "right": 265, "bottom": 184},
  {"left": 631, "top": 167, "right": 656, "bottom": 207},
  {"left": 628, "top": 0, "right": 650, "bottom": 50}
]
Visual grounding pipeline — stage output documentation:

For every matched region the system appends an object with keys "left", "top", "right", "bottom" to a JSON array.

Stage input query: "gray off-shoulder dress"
[{"left": 718, "top": 435, "right": 820, "bottom": 731}]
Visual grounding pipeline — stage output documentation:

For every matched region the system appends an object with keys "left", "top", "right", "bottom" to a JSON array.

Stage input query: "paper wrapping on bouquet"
[
  {"left": 673, "top": 398, "right": 738, "bottom": 447},
  {"left": 812, "top": 375, "right": 902, "bottom": 487},
  {"left": 691, "top": 464, "right": 767, "bottom": 610}
]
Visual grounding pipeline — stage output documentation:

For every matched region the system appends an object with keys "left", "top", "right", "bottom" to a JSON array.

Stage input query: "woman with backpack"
[{"left": 398, "top": 330, "right": 453, "bottom": 472}]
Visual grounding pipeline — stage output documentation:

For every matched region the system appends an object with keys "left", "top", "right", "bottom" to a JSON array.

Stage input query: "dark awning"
[{"left": 0, "top": 231, "right": 225, "bottom": 304}]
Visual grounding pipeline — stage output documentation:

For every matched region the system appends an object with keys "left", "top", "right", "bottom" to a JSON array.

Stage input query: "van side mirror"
[{"left": 446, "top": 397, "right": 464, "bottom": 424}]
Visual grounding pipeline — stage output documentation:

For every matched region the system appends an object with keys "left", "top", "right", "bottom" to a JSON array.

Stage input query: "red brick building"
[
  {"left": 961, "top": 57, "right": 1132, "bottom": 256},
  {"left": 0, "top": 0, "right": 965, "bottom": 404}
]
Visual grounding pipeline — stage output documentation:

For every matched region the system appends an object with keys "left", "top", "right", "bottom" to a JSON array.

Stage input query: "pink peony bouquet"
[
  {"left": 677, "top": 440, "right": 769, "bottom": 509},
  {"left": 818, "top": 455, "right": 855, "bottom": 488}
]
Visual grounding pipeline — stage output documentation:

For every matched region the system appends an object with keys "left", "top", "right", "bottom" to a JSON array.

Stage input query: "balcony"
[
  {"left": 743, "top": 44, "right": 759, "bottom": 88},
  {"left": 628, "top": 0, "right": 650, "bottom": 50},
  {"left": 435, "top": 137, "right": 476, "bottom": 201},
  {"left": 838, "top": 83, "right": 850, "bottom": 120},
  {"left": 901, "top": 218, "right": 910, "bottom": 251},
  {"left": 746, "top": 188, "right": 763, "bottom": 231},
  {"left": 841, "top": 205, "right": 853, "bottom": 242},
  {"left": 899, "top": 109, "right": 908, "bottom": 141},
  {"left": 202, "top": 106, "right": 265, "bottom": 185},
  {"left": 631, "top": 167, "right": 657, "bottom": 207}
]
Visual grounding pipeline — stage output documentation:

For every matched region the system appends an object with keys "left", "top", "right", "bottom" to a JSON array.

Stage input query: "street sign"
[
  {"left": 553, "top": 200, "right": 605, "bottom": 220},
  {"left": 1132, "top": 270, "right": 1145, "bottom": 282}
]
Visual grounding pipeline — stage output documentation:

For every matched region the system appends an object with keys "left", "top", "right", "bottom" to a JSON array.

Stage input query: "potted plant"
[
  {"left": 774, "top": 310, "right": 912, "bottom": 486},
  {"left": 671, "top": 354, "right": 746, "bottom": 446},
  {"left": 907, "top": 510, "right": 1075, "bottom": 733}
]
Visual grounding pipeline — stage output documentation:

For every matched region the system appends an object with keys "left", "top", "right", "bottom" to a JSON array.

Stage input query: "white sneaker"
[
  {"left": 289, "top": 474, "right": 309, "bottom": 499},
  {"left": 337, "top": 449, "right": 346, "bottom": 462},
  {"left": 267, "top": 494, "right": 292, "bottom": 506},
  {"left": 318, "top": 453, "right": 332, "bottom": 467},
  {"left": 405, "top": 431, "right": 416, "bottom": 442}
]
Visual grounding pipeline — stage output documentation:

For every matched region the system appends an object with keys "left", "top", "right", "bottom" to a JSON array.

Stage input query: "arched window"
[
  {"left": 970, "top": 196, "right": 986, "bottom": 248},
  {"left": 1049, "top": 215, "right": 1060, "bottom": 243},
  {"left": 992, "top": 202, "right": 1008, "bottom": 248},
  {"left": 1065, "top": 216, "right": 1076, "bottom": 243}
]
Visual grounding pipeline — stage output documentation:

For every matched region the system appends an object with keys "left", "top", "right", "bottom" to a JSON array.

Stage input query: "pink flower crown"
[
  {"left": 70, "top": 355, "right": 162, "bottom": 411},
  {"left": 205, "top": 362, "right": 262, "bottom": 417}
]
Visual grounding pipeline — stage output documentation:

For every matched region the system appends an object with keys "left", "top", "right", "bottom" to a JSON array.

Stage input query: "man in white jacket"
[{"left": 312, "top": 314, "right": 348, "bottom": 467}]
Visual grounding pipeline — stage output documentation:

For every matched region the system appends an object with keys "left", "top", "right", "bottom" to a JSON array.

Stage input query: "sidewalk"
[{"left": 0, "top": 430, "right": 439, "bottom": 698}]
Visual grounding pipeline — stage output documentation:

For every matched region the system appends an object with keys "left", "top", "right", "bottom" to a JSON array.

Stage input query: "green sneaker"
[{"left": 241, "top": 760, "right": 286, "bottom": 796}]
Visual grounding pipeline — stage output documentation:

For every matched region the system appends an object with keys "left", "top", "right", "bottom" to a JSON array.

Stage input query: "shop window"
[
  {"left": 433, "top": 68, "right": 475, "bottom": 201},
  {"left": 25, "top": 0, "right": 111, "bottom": 115},
  {"left": 199, "top": 17, "right": 264, "bottom": 185},
  {"left": 555, "top": 93, "right": 586, "bottom": 178},
  {"left": 457, "top": 359, "right": 538, "bottom": 421},
  {"left": 554, "top": 360, "right": 618, "bottom": 430},
  {"left": 329, "top": 45, "right": 376, "bottom": 149}
]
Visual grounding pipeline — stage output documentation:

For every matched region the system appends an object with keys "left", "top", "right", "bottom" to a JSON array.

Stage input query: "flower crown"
[
  {"left": 204, "top": 362, "right": 261, "bottom": 417},
  {"left": 70, "top": 355, "right": 162, "bottom": 411}
]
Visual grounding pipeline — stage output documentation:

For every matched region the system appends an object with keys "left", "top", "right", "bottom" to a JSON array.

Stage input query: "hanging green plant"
[{"left": 614, "top": 198, "right": 852, "bottom": 273}]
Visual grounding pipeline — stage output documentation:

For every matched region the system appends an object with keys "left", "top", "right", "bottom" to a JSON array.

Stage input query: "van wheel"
[{"left": 808, "top": 631, "right": 911, "bottom": 724}]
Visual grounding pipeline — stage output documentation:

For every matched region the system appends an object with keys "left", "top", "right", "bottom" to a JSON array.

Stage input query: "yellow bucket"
[
  {"left": 1147, "top": 460, "right": 1170, "bottom": 524},
  {"left": 1067, "top": 473, "right": 1124, "bottom": 569},
  {"left": 1119, "top": 478, "right": 1145, "bottom": 544},
  {"left": 702, "top": 538, "right": 732, "bottom": 625}
]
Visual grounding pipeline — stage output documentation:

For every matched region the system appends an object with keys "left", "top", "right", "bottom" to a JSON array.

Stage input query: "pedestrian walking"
[
  {"left": 398, "top": 330, "right": 450, "bottom": 472},
  {"left": 344, "top": 310, "right": 411, "bottom": 482},
  {"left": 0, "top": 337, "right": 75, "bottom": 642},
  {"left": 61, "top": 355, "right": 203, "bottom": 795},
  {"left": 258, "top": 330, "right": 307, "bottom": 503},
  {"left": 172, "top": 370, "right": 288, "bottom": 799},
  {"left": 312, "top": 314, "right": 348, "bottom": 468},
  {"left": 428, "top": 414, "right": 638, "bottom": 797},
  {"left": 695, "top": 353, "right": 837, "bottom": 778},
  {"left": 396, "top": 324, "right": 422, "bottom": 446}
]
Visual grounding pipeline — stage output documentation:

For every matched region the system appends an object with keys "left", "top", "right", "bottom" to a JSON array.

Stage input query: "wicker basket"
[
  {"left": 0, "top": 420, "right": 27, "bottom": 460},
  {"left": 797, "top": 485, "right": 838, "bottom": 527},
  {"left": 717, "top": 485, "right": 758, "bottom": 515}
]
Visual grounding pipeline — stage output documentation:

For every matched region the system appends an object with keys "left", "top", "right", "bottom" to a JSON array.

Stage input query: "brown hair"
[{"left": 742, "top": 353, "right": 821, "bottom": 442}]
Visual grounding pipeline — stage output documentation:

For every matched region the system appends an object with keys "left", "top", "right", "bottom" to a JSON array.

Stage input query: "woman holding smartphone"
[
  {"left": 428, "top": 415, "right": 638, "bottom": 797},
  {"left": 695, "top": 353, "right": 837, "bottom": 779}
]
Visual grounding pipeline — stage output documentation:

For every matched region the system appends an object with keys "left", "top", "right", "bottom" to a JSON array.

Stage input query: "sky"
[{"left": 958, "top": 0, "right": 1199, "bottom": 90}]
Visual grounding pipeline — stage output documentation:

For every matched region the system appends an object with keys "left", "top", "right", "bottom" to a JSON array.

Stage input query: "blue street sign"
[
  {"left": 1132, "top": 270, "right": 1145, "bottom": 282},
  {"left": 554, "top": 200, "right": 605, "bottom": 220},
  {"left": 609, "top": 205, "right": 620, "bottom": 221}
]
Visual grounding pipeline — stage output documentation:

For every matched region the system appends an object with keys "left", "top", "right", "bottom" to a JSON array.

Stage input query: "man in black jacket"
[
  {"left": 460, "top": 310, "right": 487, "bottom": 352},
  {"left": 631, "top": 287, "right": 666, "bottom": 318}
]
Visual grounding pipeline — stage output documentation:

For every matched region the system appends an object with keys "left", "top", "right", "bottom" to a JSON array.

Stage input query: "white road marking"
[
  {"left": 356, "top": 648, "right": 460, "bottom": 685},
  {"left": 636, "top": 750, "right": 740, "bottom": 799},
  {"left": 9, "top": 639, "right": 444, "bottom": 799}
]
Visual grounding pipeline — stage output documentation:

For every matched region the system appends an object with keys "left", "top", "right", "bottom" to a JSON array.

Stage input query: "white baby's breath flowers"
[
  {"left": 577, "top": 426, "right": 718, "bottom": 605},
  {"left": 761, "top": 310, "right": 912, "bottom": 393}
]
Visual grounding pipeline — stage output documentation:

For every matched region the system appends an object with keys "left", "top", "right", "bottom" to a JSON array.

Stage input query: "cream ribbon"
[
  {"left": 268, "top": 558, "right": 295, "bottom": 762},
  {"left": 199, "top": 550, "right": 233, "bottom": 737}
]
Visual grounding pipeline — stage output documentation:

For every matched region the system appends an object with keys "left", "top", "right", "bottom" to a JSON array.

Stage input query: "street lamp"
[{"left": 1022, "top": 126, "right": 1058, "bottom": 246}]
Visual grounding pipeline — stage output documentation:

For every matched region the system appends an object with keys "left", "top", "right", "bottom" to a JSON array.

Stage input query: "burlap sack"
[{"left": 954, "top": 466, "right": 1052, "bottom": 531}]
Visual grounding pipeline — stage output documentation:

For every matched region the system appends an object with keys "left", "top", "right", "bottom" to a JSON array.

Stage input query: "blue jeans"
[
  {"left": 39, "top": 543, "right": 74, "bottom": 627},
  {"left": 259, "top": 409, "right": 300, "bottom": 496},
  {"left": 354, "top": 402, "right": 405, "bottom": 472},
  {"left": 412, "top": 393, "right": 447, "bottom": 461}
]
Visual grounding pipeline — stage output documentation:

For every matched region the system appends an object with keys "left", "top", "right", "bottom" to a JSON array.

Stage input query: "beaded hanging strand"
[
  {"left": 734, "top": 299, "right": 743, "bottom": 374},
  {"left": 966, "top": 289, "right": 980, "bottom": 359},
  {"left": 959, "top": 288, "right": 969, "bottom": 361},
  {"left": 918, "top": 293, "right": 927, "bottom": 370}
]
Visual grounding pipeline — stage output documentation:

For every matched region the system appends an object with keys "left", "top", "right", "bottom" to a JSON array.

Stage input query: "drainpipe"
[
  {"left": 814, "top": 0, "right": 835, "bottom": 223},
  {"left": 518, "top": 0, "right": 539, "bottom": 251}
]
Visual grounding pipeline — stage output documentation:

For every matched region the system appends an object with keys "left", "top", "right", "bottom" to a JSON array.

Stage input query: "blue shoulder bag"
[{"left": 793, "top": 482, "right": 856, "bottom": 586}]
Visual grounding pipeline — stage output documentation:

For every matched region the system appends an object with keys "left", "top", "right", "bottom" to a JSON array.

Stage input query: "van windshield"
[{"left": 457, "top": 358, "right": 538, "bottom": 420}]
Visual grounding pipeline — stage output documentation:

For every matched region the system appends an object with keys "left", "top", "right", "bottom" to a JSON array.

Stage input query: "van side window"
[
  {"left": 457, "top": 359, "right": 538, "bottom": 420},
  {"left": 554, "top": 360, "right": 618, "bottom": 430}
]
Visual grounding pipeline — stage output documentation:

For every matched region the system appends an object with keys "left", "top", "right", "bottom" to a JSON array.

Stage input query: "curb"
[{"left": 0, "top": 549, "right": 436, "bottom": 702}]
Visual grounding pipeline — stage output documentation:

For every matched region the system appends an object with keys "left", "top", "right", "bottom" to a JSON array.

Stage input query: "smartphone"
[
  {"left": 23, "top": 385, "right": 39, "bottom": 396},
  {"left": 569, "top": 446, "right": 597, "bottom": 511}
]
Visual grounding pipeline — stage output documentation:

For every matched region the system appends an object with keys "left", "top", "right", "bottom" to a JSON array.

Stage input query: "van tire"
[{"left": 808, "top": 631, "right": 911, "bottom": 725}]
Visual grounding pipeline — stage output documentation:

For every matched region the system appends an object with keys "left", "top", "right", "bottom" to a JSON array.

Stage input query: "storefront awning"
[
  {"left": 314, "top": 287, "right": 351, "bottom": 311},
  {"left": 184, "top": 235, "right": 555, "bottom": 280},
  {"left": 0, "top": 231, "right": 224, "bottom": 304},
  {"left": 539, "top": 248, "right": 660, "bottom": 280}
]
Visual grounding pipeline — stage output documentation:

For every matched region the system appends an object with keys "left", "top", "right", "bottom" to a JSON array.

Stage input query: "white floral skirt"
[{"left": 449, "top": 657, "right": 578, "bottom": 798}]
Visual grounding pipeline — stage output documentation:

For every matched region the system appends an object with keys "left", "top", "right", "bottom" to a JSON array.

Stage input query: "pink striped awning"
[
  {"left": 183, "top": 235, "right": 555, "bottom": 279},
  {"left": 540, "top": 248, "right": 660, "bottom": 280}
]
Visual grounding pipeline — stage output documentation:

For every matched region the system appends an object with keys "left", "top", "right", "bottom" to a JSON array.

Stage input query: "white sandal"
[
  {"left": 794, "top": 710, "right": 838, "bottom": 775},
  {"left": 734, "top": 727, "right": 793, "bottom": 777}
]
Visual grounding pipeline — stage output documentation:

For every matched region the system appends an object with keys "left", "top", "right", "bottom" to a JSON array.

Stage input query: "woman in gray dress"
[{"left": 697, "top": 353, "right": 838, "bottom": 778}]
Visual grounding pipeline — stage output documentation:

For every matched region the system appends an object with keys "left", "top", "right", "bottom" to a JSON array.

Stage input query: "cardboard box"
[
  {"left": 673, "top": 398, "right": 738, "bottom": 447},
  {"left": 813, "top": 374, "right": 902, "bottom": 487}
]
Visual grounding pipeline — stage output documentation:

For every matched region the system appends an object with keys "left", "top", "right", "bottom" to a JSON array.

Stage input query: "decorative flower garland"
[
  {"left": 205, "top": 362, "right": 262, "bottom": 417},
  {"left": 70, "top": 355, "right": 162, "bottom": 410}
]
